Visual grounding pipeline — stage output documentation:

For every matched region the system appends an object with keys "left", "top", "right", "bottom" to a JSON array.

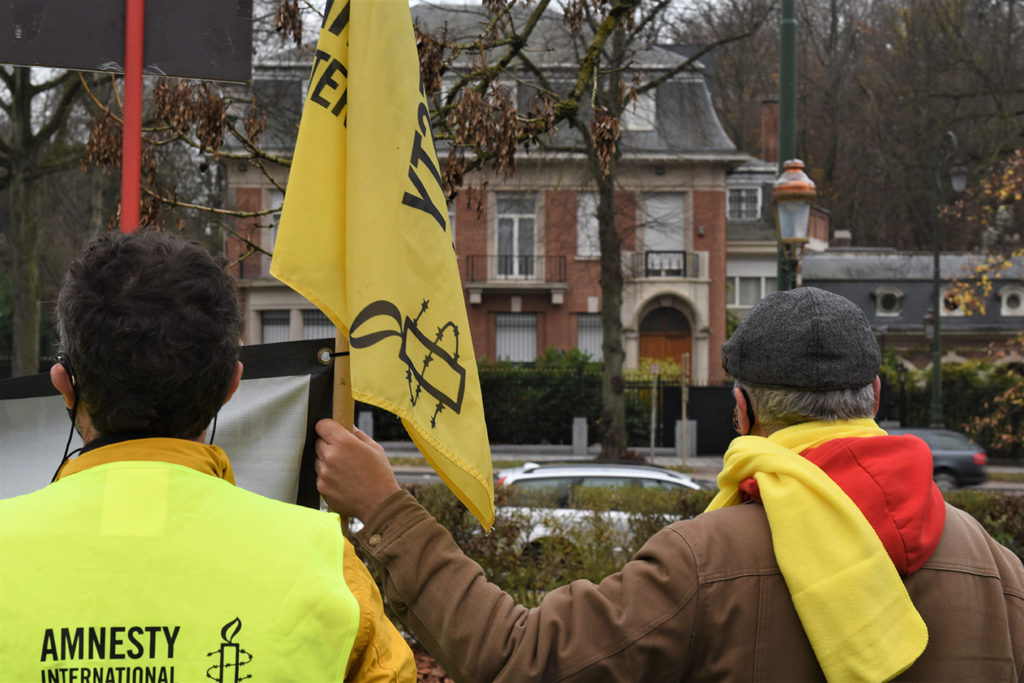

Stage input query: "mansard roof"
[{"left": 411, "top": 2, "right": 739, "bottom": 158}]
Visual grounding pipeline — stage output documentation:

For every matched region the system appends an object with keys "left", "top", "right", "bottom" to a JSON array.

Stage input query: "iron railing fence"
[
  {"left": 629, "top": 250, "right": 701, "bottom": 279},
  {"left": 359, "top": 368, "right": 736, "bottom": 455},
  {"left": 464, "top": 255, "right": 567, "bottom": 283}
]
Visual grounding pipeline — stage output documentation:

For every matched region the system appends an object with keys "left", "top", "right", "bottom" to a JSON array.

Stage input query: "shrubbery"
[
  {"left": 880, "top": 356, "right": 1024, "bottom": 461},
  {"left": 360, "top": 483, "right": 1023, "bottom": 610},
  {"left": 944, "top": 489, "right": 1024, "bottom": 552}
]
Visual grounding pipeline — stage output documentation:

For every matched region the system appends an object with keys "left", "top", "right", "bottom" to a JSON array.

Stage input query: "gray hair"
[{"left": 738, "top": 380, "right": 876, "bottom": 434}]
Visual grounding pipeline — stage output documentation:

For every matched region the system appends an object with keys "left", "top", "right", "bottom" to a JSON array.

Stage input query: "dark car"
[{"left": 886, "top": 427, "right": 987, "bottom": 491}]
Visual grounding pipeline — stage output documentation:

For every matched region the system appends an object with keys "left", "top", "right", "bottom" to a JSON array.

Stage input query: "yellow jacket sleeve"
[{"left": 342, "top": 538, "right": 416, "bottom": 681}]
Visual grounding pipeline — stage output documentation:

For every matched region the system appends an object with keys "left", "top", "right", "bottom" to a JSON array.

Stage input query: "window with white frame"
[
  {"left": 1000, "top": 286, "right": 1024, "bottom": 317},
  {"left": 874, "top": 287, "right": 904, "bottom": 317},
  {"left": 577, "top": 314, "right": 603, "bottom": 361},
  {"left": 260, "top": 310, "right": 291, "bottom": 343},
  {"left": 302, "top": 310, "right": 336, "bottom": 339},
  {"left": 495, "top": 313, "right": 537, "bottom": 362},
  {"left": 263, "top": 188, "right": 284, "bottom": 276},
  {"left": 496, "top": 193, "right": 536, "bottom": 278},
  {"left": 727, "top": 187, "right": 761, "bottom": 220},
  {"left": 727, "top": 275, "right": 777, "bottom": 307},
  {"left": 642, "top": 193, "right": 686, "bottom": 275},
  {"left": 576, "top": 192, "right": 599, "bottom": 258},
  {"left": 622, "top": 91, "right": 656, "bottom": 131}
]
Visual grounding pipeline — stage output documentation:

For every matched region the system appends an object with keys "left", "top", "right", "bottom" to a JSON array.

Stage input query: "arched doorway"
[{"left": 639, "top": 306, "right": 692, "bottom": 374}]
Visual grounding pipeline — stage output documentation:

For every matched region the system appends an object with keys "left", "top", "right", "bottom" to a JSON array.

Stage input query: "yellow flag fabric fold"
[
  {"left": 271, "top": 0, "right": 494, "bottom": 528},
  {"left": 706, "top": 420, "right": 927, "bottom": 682}
]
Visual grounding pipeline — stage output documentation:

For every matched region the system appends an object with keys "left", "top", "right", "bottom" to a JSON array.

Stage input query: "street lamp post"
[
  {"left": 929, "top": 131, "right": 968, "bottom": 428},
  {"left": 897, "top": 364, "right": 908, "bottom": 427},
  {"left": 773, "top": 159, "right": 817, "bottom": 290},
  {"left": 777, "top": 0, "right": 798, "bottom": 290}
]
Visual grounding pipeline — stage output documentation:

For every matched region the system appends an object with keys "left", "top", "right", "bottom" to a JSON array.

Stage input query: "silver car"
[
  {"left": 493, "top": 462, "right": 712, "bottom": 558},
  {"left": 495, "top": 461, "right": 710, "bottom": 506}
]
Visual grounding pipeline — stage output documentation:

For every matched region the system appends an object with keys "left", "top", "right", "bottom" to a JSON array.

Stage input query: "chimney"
[
  {"left": 761, "top": 99, "right": 778, "bottom": 163},
  {"left": 832, "top": 229, "right": 852, "bottom": 248}
]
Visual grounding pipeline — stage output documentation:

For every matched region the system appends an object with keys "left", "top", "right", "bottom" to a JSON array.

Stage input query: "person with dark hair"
[
  {"left": 0, "top": 231, "right": 414, "bottom": 681},
  {"left": 314, "top": 286, "right": 1024, "bottom": 682}
]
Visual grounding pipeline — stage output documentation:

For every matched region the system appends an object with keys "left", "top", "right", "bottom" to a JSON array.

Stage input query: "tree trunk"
[
  {"left": 9, "top": 161, "right": 41, "bottom": 376},
  {"left": 596, "top": 169, "right": 627, "bottom": 459}
]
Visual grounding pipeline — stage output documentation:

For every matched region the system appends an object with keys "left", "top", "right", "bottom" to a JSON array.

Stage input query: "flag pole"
[
  {"left": 120, "top": 0, "right": 144, "bottom": 233},
  {"left": 333, "top": 331, "right": 354, "bottom": 430}
]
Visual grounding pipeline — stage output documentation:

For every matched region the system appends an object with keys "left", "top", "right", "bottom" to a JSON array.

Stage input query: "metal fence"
[
  {"left": 359, "top": 368, "right": 736, "bottom": 455},
  {"left": 463, "top": 255, "right": 567, "bottom": 283}
]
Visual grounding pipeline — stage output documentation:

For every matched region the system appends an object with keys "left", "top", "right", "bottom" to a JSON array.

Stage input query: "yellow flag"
[{"left": 271, "top": 0, "right": 494, "bottom": 528}]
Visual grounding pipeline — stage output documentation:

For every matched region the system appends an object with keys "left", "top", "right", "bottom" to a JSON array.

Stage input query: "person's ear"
[
  {"left": 50, "top": 363, "right": 76, "bottom": 410},
  {"left": 872, "top": 376, "right": 882, "bottom": 416},
  {"left": 732, "top": 386, "right": 752, "bottom": 435},
  {"left": 223, "top": 362, "right": 244, "bottom": 405}
]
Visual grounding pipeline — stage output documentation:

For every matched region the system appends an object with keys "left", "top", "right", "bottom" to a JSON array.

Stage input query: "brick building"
[{"left": 224, "top": 5, "right": 748, "bottom": 385}]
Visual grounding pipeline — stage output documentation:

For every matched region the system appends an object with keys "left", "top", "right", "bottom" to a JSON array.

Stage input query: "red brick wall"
[
  {"left": 616, "top": 190, "right": 638, "bottom": 252},
  {"left": 226, "top": 187, "right": 262, "bottom": 281},
  {"left": 693, "top": 189, "right": 727, "bottom": 383},
  {"left": 453, "top": 188, "right": 490, "bottom": 357},
  {"left": 453, "top": 186, "right": 690, "bottom": 363}
]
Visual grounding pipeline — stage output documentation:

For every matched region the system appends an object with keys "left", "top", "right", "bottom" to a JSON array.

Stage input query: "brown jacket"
[{"left": 357, "top": 491, "right": 1024, "bottom": 682}]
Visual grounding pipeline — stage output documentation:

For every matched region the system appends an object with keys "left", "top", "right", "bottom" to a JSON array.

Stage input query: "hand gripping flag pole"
[{"left": 271, "top": 0, "right": 494, "bottom": 529}]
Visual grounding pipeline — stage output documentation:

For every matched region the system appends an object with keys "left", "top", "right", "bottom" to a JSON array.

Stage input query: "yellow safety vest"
[{"left": 1, "top": 458, "right": 359, "bottom": 682}]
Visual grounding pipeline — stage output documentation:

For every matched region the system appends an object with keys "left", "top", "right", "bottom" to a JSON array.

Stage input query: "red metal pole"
[{"left": 120, "top": 0, "right": 144, "bottom": 233}]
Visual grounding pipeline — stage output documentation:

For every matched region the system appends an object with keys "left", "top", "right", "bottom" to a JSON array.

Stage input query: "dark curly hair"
[{"left": 56, "top": 231, "right": 242, "bottom": 439}]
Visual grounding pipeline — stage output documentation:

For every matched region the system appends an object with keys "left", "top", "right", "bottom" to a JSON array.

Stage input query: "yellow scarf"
[{"left": 706, "top": 419, "right": 927, "bottom": 682}]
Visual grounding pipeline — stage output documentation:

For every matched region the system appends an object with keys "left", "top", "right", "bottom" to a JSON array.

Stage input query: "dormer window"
[
  {"left": 727, "top": 187, "right": 761, "bottom": 220},
  {"left": 622, "top": 92, "right": 656, "bottom": 131},
  {"left": 873, "top": 286, "right": 903, "bottom": 317},
  {"left": 1000, "top": 285, "right": 1024, "bottom": 317},
  {"left": 940, "top": 287, "right": 965, "bottom": 317}
]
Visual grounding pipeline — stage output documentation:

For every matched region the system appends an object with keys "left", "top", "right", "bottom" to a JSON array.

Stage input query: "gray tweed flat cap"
[{"left": 722, "top": 287, "right": 880, "bottom": 390}]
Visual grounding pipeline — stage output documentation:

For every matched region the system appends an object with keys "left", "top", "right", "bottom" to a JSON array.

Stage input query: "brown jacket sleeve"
[{"left": 355, "top": 490, "right": 702, "bottom": 682}]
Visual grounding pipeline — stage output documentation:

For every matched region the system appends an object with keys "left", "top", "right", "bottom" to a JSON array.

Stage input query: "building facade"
[
  {"left": 803, "top": 250, "right": 1024, "bottom": 369},
  {"left": 224, "top": 5, "right": 750, "bottom": 385}
]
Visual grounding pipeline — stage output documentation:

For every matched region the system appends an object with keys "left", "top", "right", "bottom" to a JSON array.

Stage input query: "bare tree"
[
  {"left": 79, "top": 0, "right": 768, "bottom": 456},
  {"left": 0, "top": 68, "right": 106, "bottom": 376}
]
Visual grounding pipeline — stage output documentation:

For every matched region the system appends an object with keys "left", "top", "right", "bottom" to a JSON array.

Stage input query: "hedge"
[{"left": 358, "top": 483, "right": 1024, "bottom": 610}]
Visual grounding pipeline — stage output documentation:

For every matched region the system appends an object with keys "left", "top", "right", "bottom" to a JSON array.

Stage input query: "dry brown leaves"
[
  {"left": 417, "top": 28, "right": 447, "bottom": 102},
  {"left": 84, "top": 110, "right": 122, "bottom": 169},
  {"left": 243, "top": 98, "right": 267, "bottom": 146},
  {"left": 449, "top": 85, "right": 520, "bottom": 179},
  {"left": 413, "top": 645, "right": 454, "bottom": 683},
  {"left": 274, "top": 0, "right": 303, "bottom": 49},
  {"left": 151, "top": 79, "right": 228, "bottom": 155},
  {"left": 590, "top": 105, "right": 619, "bottom": 177}
]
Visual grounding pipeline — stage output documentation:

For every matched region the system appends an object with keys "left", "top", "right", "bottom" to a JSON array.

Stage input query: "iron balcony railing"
[
  {"left": 634, "top": 250, "right": 702, "bottom": 278},
  {"left": 464, "top": 255, "right": 567, "bottom": 283}
]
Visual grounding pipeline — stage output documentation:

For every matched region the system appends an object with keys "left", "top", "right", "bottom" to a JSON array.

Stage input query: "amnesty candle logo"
[{"left": 205, "top": 618, "right": 252, "bottom": 682}]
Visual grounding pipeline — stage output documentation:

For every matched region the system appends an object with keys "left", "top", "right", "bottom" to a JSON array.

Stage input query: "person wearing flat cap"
[{"left": 314, "top": 286, "right": 1024, "bottom": 682}]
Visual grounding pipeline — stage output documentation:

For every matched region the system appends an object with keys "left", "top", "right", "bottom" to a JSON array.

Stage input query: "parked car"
[
  {"left": 492, "top": 462, "right": 712, "bottom": 561},
  {"left": 885, "top": 427, "right": 987, "bottom": 491},
  {"left": 495, "top": 461, "right": 711, "bottom": 505}
]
